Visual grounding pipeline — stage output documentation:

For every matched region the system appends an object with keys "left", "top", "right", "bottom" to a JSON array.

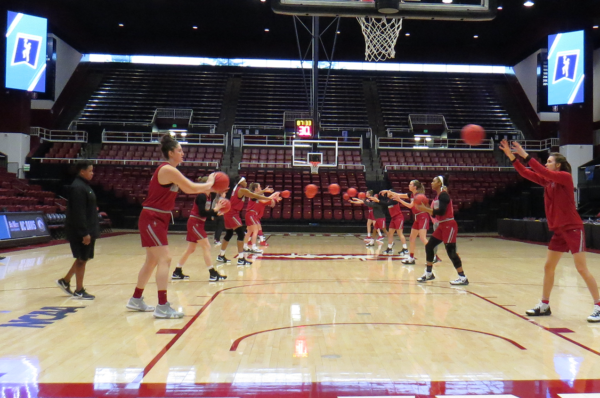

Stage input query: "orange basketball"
[
  {"left": 414, "top": 194, "right": 428, "bottom": 206},
  {"left": 212, "top": 172, "right": 230, "bottom": 192},
  {"left": 343, "top": 193, "right": 350, "bottom": 201},
  {"left": 328, "top": 183, "right": 341, "bottom": 195},
  {"left": 347, "top": 187, "right": 358, "bottom": 198},
  {"left": 358, "top": 192, "right": 366, "bottom": 200},
  {"left": 218, "top": 198, "right": 231, "bottom": 214},
  {"left": 281, "top": 190, "right": 291, "bottom": 199},
  {"left": 305, "top": 184, "right": 318, "bottom": 199},
  {"left": 461, "top": 124, "right": 485, "bottom": 146}
]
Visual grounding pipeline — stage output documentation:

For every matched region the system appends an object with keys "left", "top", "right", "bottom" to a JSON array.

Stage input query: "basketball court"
[{"left": 1, "top": 232, "right": 600, "bottom": 397}]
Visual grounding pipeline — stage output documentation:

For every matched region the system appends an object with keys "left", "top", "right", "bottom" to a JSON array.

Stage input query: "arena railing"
[
  {"left": 30, "top": 127, "right": 88, "bottom": 143},
  {"left": 151, "top": 108, "right": 193, "bottom": 126},
  {"left": 188, "top": 123, "right": 217, "bottom": 135},
  {"left": 376, "top": 137, "right": 495, "bottom": 152},
  {"left": 35, "top": 158, "right": 220, "bottom": 168},
  {"left": 514, "top": 138, "right": 559, "bottom": 151},
  {"left": 319, "top": 127, "right": 372, "bottom": 149},
  {"left": 385, "top": 128, "right": 525, "bottom": 141},
  {"left": 101, "top": 131, "right": 227, "bottom": 148},
  {"left": 240, "top": 135, "right": 363, "bottom": 150},
  {"left": 238, "top": 162, "right": 291, "bottom": 169},
  {"left": 384, "top": 165, "right": 515, "bottom": 172},
  {"left": 69, "top": 120, "right": 153, "bottom": 130}
]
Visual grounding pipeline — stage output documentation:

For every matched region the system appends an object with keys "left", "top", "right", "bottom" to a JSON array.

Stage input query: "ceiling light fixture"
[
  {"left": 265, "top": 28, "right": 270, "bottom": 32},
  {"left": 442, "top": 0, "right": 452, "bottom": 3},
  {"left": 474, "top": 35, "right": 479, "bottom": 38},
  {"left": 118, "top": 23, "right": 124, "bottom": 27},
  {"left": 523, "top": 1, "right": 534, "bottom": 7},
  {"left": 336, "top": 31, "right": 340, "bottom": 34},
  {"left": 192, "top": 26, "right": 198, "bottom": 29},
  {"left": 594, "top": 25, "right": 599, "bottom": 29},
  {"left": 497, "top": 5, "right": 503, "bottom": 10},
  {"left": 405, "top": 32, "right": 410, "bottom": 36}
]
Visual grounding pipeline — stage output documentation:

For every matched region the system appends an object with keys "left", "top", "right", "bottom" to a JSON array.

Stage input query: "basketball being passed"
[{"left": 461, "top": 124, "right": 485, "bottom": 146}]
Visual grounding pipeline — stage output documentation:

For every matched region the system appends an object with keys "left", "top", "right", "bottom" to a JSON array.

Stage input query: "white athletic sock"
[
  {"left": 176, "top": 264, "right": 183, "bottom": 269},
  {"left": 378, "top": 231, "right": 382, "bottom": 237},
  {"left": 388, "top": 244, "right": 393, "bottom": 249},
  {"left": 207, "top": 265, "right": 214, "bottom": 270},
  {"left": 220, "top": 250, "right": 226, "bottom": 256},
  {"left": 367, "top": 233, "right": 371, "bottom": 237},
  {"left": 403, "top": 244, "right": 408, "bottom": 249},
  {"left": 239, "top": 252, "right": 244, "bottom": 259}
]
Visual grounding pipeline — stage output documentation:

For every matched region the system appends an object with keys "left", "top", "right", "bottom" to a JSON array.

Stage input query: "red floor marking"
[
  {"left": 548, "top": 327, "right": 576, "bottom": 333},
  {"left": 223, "top": 292, "right": 458, "bottom": 295},
  {"left": 229, "top": 322, "right": 526, "bottom": 351},
  {"left": 156, "top": 329, "right": 180, "bottom": 334}
]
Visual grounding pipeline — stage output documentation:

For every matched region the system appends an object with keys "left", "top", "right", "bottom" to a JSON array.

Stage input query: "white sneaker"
[
  {"left": 153, "top": 302, "right": 184, "bottom": 319},
  {"left": 214, "top": 240, "right": 221, "bottom": 246},
  {"left": 449, "top": 276, "right": 469, "bottom": 285},
  {"left": 243, "top": 245, "right": 250, "bottom": 252},
  {"left": 249, "top": 246, "right": 263, "bottom": 254},
  {"left": 587, "top": 305, "right": 600, "bottom": 323},
  {"left": 126, "top": 297, "right": 155, "bottom": 312}
]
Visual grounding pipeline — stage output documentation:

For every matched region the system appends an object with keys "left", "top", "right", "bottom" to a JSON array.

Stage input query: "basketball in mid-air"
[
  {"left": 281, "top": 190, "right": 291, "bottom": 199},
  {"left": 212, "top": 172, "right": 230, "bottom": 192},
  {"left": 328, "top": 183, "right": 341, "bottom": 195},
  {"left": 343, "top": 193, "right": 350, "bottom": 201},
  {"left": 305, "top": 184, "right": 318, "bottom": 199},
  {"left": 218, "top": 198, "right": 231, "bottom": 214},
  {"left": 461, "top": 124, "right": 485, "bottom": 146},
  {"left": 358, "top": 192, "right": 366, "bottom": 200},
  {"left": 347, "top": 187, "right": 358, "bottom": 198}
]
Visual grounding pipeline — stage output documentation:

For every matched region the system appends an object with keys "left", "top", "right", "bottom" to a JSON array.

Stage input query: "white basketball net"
[{"left": 357, "top": 16, "right": 403, "bottom": 62}]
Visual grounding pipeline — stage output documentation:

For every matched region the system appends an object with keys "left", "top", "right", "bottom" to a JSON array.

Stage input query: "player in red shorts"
[
  {"left": 352, "top": 193, "right": 387, "bottom": 247},
  {"left": 416, "top": 175, "right": 469, "bottom": 285},
  {"left": 363, "top": 190, "right": 384, "bottom": 243},
  {"left": 244, "top": 182, "right": 280, "bottom": 254},
  {"left": 393, "top": 180, "right": 430, "bottom": 265},
  {"left": 378, "top": 190, "right": 409, "bottom": 256},
  {"left": 501, "top": 140, "right": 600, "bottom": 322},
  {"left": 217, "top": 176, "right": 275, "bottom": 266},
  {"left": 174, "top": 177, "right": 227, "bottom": 282},
  {"left": 126, "top": 134, "right": 216, "bottom": 319}
]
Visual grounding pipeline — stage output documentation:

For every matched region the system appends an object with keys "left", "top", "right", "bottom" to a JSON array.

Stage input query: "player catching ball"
[
  {"left": 391, "top": 180, "right": 430, "bottom": 265},
  {"left": 500, "top": 139, "right": 600, "bottom": 322},
  {"left": 174, "top": 176, "right": 227, "bottom": 282},
  {"left": 415, "top": 176, "right": 469, "bottom": 285}
]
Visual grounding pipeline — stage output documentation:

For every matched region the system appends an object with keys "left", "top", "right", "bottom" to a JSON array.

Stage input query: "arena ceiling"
[{"left": 3, "top": 0, "right": 600, "bottom": 66}]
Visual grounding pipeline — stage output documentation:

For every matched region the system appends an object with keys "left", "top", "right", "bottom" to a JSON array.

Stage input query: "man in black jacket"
[{"left": 55, "top": 160, "right": 100, "bottom": 300}]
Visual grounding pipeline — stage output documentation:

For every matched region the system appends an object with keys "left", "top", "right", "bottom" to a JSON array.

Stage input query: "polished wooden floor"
[{"left": 1, "top": 232, "right": 600, "bottom": 397}]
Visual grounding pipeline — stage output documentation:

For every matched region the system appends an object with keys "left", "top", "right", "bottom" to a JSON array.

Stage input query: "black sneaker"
[
  {"left": 237, "top": 258, "right": 253, "bottom": 266},
  {"left": 398, "top": 249, "right": 409, "bottom": 256},
  {"left": 209, "top": 269, "right": 227, "bottom": 281},
  {"left": 55, "top": 278, "right": 73, "bottom": 295},
  {"left": 172, "top": 268, "right": 190, "bottom": 280},
  {"left": 383, "top": 248, "right": 394, "bottom": 255},
  {"left": 73, "top": 288, "right": 95, "bottom": 300},
  {"left": 526, "top": 302, "right": 551, "bottom": 316},
  {"left": 217, "top": 255, "right": 231, "bottom": 263},
  {"left": 417, "top": 272, "right": 435, "bottom": 282}
]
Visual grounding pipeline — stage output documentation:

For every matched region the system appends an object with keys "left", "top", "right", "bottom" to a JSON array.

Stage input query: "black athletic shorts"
[{"left": 69, "top": 238, "right": 96, "bottom": 261}]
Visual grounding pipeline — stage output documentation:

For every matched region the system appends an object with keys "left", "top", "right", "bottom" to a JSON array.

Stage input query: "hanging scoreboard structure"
[{"left": 295, "top": 119, "right": 314, "bottom": 138}]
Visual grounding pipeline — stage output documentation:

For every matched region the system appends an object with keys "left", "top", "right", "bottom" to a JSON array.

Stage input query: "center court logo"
[
  {"left": 11, "top": 33, "right": 42, "bottom": 69},
  {"left": 553, "top": 50, "right": 579, "bottom": 84}
]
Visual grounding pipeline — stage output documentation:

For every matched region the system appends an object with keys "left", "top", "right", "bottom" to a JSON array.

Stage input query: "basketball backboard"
[{"left": 273, "top": 0, "right": 496, "bottom": 20}]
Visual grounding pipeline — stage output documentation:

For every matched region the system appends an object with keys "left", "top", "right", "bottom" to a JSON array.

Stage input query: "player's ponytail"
[
  {"left": 411, "top": 180, "right": 425, "bottom": 194},
  {"left": 550, "top": 152, "right": 572, "bottom": 174},
  {"left": 160, "top": 134, "right": 179, "bottom": 159}
]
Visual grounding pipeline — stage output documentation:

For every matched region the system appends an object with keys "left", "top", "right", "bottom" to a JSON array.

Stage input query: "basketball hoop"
[
  {"left": 357, "top": 16, "right": 403, "bottom": 62},
  {"left": 309, "top": 161, "right": 320, "bottom": 174}
]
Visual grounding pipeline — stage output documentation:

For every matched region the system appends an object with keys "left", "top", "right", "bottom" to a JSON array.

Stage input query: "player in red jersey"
[
  {"left": 377, "top": 190, "right": 409, "bottom": 256},
  {"left": 126, "top": 135, "right": 216, "bottom": 319},
  {"left": 393, "top": 180, "right": 430, "bottom": 265},
  {"left": 173, "top": 177, "right": 227, "bottom": 282},
  {"left": 501, "top": 140, "right": 600, "bottom": 322},
  {"left": 364, "top": 190, "right": 384, "bottom": 243},
  {"left": 217, "top": 176, "right": 275, "bottom": 267},
  {"left": 245, "top": 182, "right": 281, "bottom": 254},
  {"left": 416, "top": 175, "right": 469, "bottom": 285}
]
